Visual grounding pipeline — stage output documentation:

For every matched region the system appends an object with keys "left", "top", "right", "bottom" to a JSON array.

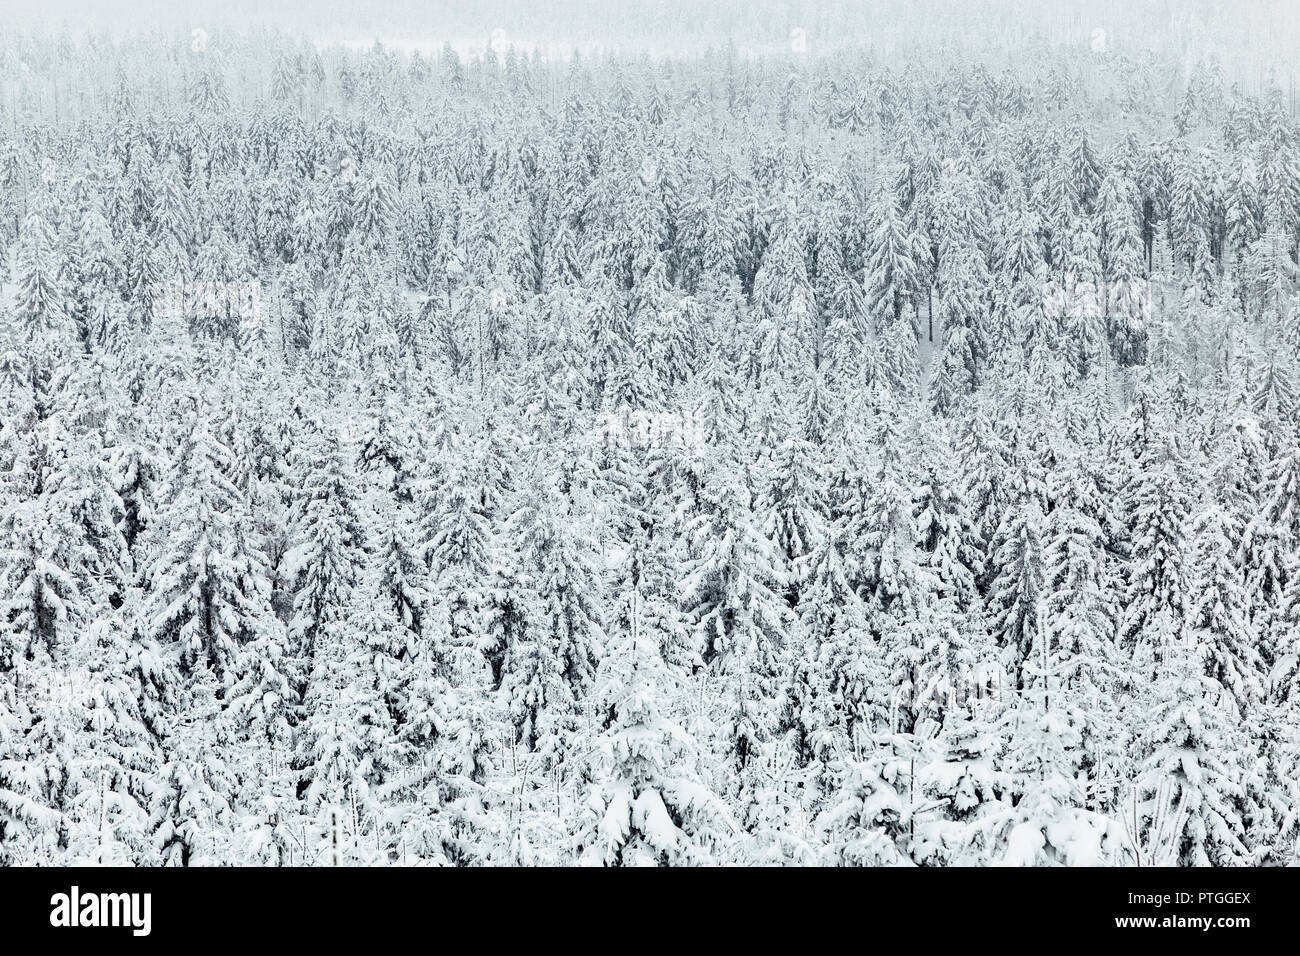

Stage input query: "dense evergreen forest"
[{"left": 2, "top": 13, "right": 1300, "bottom": 865}]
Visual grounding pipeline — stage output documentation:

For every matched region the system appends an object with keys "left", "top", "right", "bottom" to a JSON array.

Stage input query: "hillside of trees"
[{"left": 1, "top": 23, "right": 1299, "bottom": 866}]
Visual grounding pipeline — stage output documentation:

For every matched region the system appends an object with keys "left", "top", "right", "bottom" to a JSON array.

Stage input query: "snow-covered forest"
[{"left": 2, "top": 1, "right": 1300, "bottom": 867}]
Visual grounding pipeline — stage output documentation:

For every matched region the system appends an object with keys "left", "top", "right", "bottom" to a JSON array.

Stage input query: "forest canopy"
[{"left": 1, "top": 3, "right": 1299, "bottom": 866}]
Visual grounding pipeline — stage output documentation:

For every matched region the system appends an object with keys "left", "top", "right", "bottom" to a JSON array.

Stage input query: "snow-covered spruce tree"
[
  {"left": 1096, "top": 171, "right": 1149, "bottom": 365},
  {"left": 62, "top": 614, "right": 156, "bottom": 865},
  {"left": 865, "top": 182, "right": 930, "bottom": 338},
  {"left": 577, "top": 532, "right": 733, "bottom": 865},
  {"left": 149, "top": 673, "right": 237, "bottom": 866},
  {"left": 931, "top": 251, "right": 986, "bottom": 415},
  {"left": 1127, "top": 623, "right": 1261, "bottom": 866},
  {"left": 758, "top": 431, "right": 827, "bottom": 606},
  {"left": 780, "top": 508, "right": 877, "bottom": 804},
  {"left": 292, "top": 606, "right": 395, "bottom": 865},
  {"left": 1, "top": 492, "right": 88, "bottom": 665},
  {"left": 747, "top": 207, "right": 814, "bottom": 386},
  {"left": 680, "top": 462, "right": 791, "bottom": 784},
  {"left": 500, "top": 481, "right": 603, "bottom": 769},
  {"left": 1119, "top": 436, "right": 1191, "bottom": 664},
  {"left": 914, "top": 690, "right": 1009, "bottom": 866},
  {"left": 1185, "top": 498, "right": 1264, "bottom": 713},
  {"left": 144, "top": 413, "right": 276, "bottom": 684},
  {"left": 984, "top": 465, "right": 1048, "bottom": 689},
  {"left": 284, "top": 428, "right": 365, "bottom": 700},
  {"left": 422, "top": 459, "right": 494, "bottom": 647},
  {"left": 813, "top": 733, "right": 916, "bottom": 866},
  {"left": 1041, "top": 460, "right": 1125, "bottom": 809},
  {"left": 914, "top": 449, "right": 983, "bottom": 614},
  {"left": 15, "top": 210, "right": 73, "bottom": 352}
]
